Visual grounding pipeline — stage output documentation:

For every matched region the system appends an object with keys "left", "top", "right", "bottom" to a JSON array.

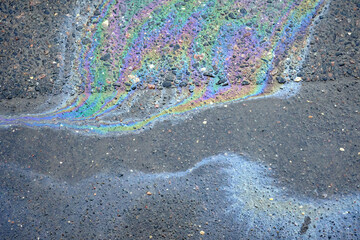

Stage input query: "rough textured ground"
[
  {"left": 0, "top": 0, "right": 359, "bottom": 239},
  {"left": 0, "top": 0, "right": 76, "bottom": 99}
]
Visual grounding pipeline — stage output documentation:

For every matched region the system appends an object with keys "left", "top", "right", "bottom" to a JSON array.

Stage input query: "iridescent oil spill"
[{"left": 0, "top": 0, "right": 326, "bottom": 134}]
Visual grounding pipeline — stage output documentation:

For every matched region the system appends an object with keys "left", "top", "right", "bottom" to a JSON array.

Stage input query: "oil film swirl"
[{"left": 0, "top": 0, "right": 325, "bottom": 134}]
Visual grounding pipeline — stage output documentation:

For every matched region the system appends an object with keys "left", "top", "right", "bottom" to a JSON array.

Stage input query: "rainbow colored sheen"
[{"left": 0, "top": 0, "right": 325, "bottom": 134}]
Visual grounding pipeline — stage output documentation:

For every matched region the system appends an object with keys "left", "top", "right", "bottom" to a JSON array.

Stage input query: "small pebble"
[
  {"left": 102, "top": 20, "right": 109, "bottom": 28},
  {"left": 294, "top": 77, "right": 302, "bottom": 82}
]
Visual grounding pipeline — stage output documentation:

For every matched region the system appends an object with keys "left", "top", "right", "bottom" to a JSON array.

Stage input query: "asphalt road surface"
[{"left": 0, "top": 0, "right": 359, "bottom": 239}]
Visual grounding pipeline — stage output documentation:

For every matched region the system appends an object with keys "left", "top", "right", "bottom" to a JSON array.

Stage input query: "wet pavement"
[{"left": 0, "top": 0, "right": 359, "bottom": 239}]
